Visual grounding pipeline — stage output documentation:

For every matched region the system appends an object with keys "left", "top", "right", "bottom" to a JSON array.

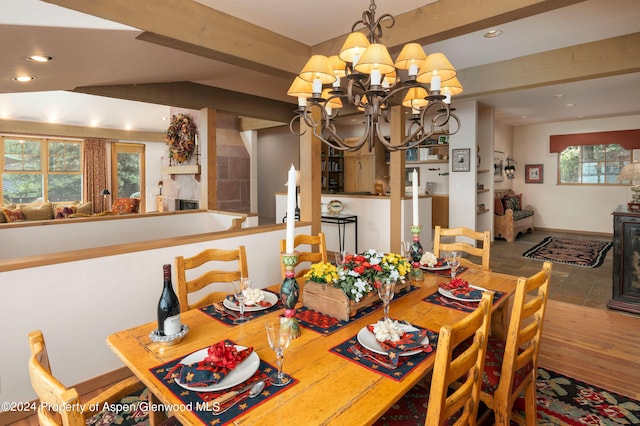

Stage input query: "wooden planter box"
[{"left": 302, "top": 280, "right": 410, "bottom": 322}]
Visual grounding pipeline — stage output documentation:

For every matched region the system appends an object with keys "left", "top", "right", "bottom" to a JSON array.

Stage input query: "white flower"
[
  {"left": 243, "top": 288, "right": 264, "bottom": 306},
  {"left": 372, "top": 318, "right": 404, "bottom": 342},
  {"left": 420, "top": 252, "right": 438, "bottom": 267}
]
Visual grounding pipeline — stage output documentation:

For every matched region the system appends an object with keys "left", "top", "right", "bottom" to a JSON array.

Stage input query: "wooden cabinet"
[
  {"left": 343, "top": 142, "right": 387, "bottom": 193},
  {"left": 607, "top": 206, "right": 640, "bottom": 314},
  {"left": 432, "top": 195, "right": 449, "bottom": 228}
]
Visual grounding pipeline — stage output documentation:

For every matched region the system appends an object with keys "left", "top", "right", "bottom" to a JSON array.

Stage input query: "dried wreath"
[{"left": 166, "top": 113, "right": 197, "bottom": 164}]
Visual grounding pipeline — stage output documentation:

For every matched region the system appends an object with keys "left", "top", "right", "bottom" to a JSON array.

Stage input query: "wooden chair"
[
  {"left": 176, "top": 246, "right": 248, "bottom": 312},
  {"left": 28, "top": 330, "right": 147, "bottom": 426},
  {"left": 478, "top": 261, "right": 552, "bottom": 425},
  {"left": 376, "top": 291, "right": 493, "bottom": 425},
  {"left": 433, "top": 226, "right": 491, "bottom": 271},
  {"left": 279, "top": 232, "right": 328, "bottom": 279}
]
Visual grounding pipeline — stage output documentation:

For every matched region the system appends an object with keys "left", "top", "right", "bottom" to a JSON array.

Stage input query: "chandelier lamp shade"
[
  {"left": 288, "top": 0, "right": 462, "bottom": 152},
  {"left": 617, "top": 162, "right": 640, "bottom": 210}
]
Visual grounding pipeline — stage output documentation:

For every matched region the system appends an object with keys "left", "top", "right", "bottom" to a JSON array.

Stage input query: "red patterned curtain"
[{"left": 83, "top": 139, "right": 110, "bottom": 213}]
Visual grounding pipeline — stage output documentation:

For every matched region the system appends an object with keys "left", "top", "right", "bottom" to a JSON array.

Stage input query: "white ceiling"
[{"left": 0, "top": 0, "right": 639, "bottom": 132}]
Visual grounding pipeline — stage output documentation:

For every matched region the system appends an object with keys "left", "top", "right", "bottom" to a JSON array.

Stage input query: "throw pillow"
[
  {"left": 20, "top": 202, "right": 54, "bottom": 220},
  {"left": 503, "top": 197, "right": 517, "bottom": 211},
  {"left": 0, "top": 204, "right": 16, "bottom": 223},
  {"left": 75, "top": 201, "right": 93, "bottom": 215},
  {"left": 2, "top": 208, "right": 25, "bottom": 223},
  {"left": 111, "top": 198, "right": 139, "bottom": 214},
  {"left": 494, "top": 197, "right": 504, "bottom": 215}
]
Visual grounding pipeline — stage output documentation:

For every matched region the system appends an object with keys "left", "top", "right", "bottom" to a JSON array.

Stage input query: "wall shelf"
[{"left": 476, "top": 208, "right": 490, "bottom": 215}]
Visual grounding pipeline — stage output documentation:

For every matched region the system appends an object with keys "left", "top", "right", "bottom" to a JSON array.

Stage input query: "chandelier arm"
[{"left": 289, "top": 114, "right": 307, "bottom": 137}]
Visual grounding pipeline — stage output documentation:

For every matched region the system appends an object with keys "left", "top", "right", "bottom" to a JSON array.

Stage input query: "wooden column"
[
  {"left": 299, "top": 108, "right": 322, "bottom": 235},
  {"left": 202, "top": 107, "right": 217, "bottom": 210},
  {"left": 389, "top": 105, "right": 406, "bottom": 254}
]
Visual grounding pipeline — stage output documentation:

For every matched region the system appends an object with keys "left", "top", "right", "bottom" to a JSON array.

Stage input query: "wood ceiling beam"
[
  {"left": 312, "top": 0, "right": 587, "bottom": 56},
  {"left": 71, "top": 82, "right": 293, "bottom": 124},
  {"left": 43, "top": 0, "right": 309, "bottom": 76},
  {"left": 455, "top": 33, "right": 640, "bottom": 98}
]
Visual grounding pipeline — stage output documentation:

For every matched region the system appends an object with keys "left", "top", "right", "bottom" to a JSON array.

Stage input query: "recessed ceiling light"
[
  {"left": 566, "top": 103, "right": 576, "bottom": 107},
  {"left": 553, "top": 93, "right": 566, "bottom": 98},
  {"left": 27, "top": 55, "right": 53, "bottom": 63},
  {"left": 484, "top": 29, "right": 503, "bottom": 38},
  {"left": 12, "top": 76, "right": 35, "bottom": 82},
  {"left": 161, "top": 116, "right": 168, "bottom": 121}
]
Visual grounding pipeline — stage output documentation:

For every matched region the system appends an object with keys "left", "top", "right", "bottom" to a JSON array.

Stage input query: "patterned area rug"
[
  {"left": 375, "top": 368, "right": 640, "bottom": 425},
  {"left": 522, "top": 236, "right": 612, "bottom": 268}
]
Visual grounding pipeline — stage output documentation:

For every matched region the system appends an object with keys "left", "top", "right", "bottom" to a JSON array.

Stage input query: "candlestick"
[
  {"left": 285, "top": 165, "right": 296, "bottom": 253},
  {"left": 412, "top": 169, "right": 419, "bottom": 226},
  {"left": 409, "top": 225, "right": 424, "bottom": 282},
  {"left": 280, "top": 252, "right": 301, "bottom": 339}
]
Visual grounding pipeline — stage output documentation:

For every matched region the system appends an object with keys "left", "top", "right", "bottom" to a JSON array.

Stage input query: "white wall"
[
  {"left": 512, "top": 114, "right": 640, "bottom": 234},
  {"left": 0, "top": 223, "right": 311, "bottom": 404}
]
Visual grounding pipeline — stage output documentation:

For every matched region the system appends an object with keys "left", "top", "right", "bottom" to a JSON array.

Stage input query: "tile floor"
[{"left": 489, "top": 230, "right": 613, "bottom": 310}]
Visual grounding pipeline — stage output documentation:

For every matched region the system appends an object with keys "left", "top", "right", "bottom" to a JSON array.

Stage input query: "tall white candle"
[
  {"left": 412, "top": 169, "right": 419, "bottom": 226},
  {"left": 285, "top": 164, "right": 297, "bottom": 253}
]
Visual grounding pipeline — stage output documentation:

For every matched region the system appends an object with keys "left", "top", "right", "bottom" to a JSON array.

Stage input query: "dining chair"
[
  {"left": 375, "top": 291, "right": 493, "bottom": 425},
  {"left": 175, "top": 246, "right": 249, "bottom": 312},
  {"left": 433, "top": 226, "right": 491, "bottom": 271},
  {"left": 279, "top": 232, "right": 328, "bottom": 280},
  {"left": 478, "top": 261, "right": 552, "bottom": 425},
  {"left": 27, "top": 330, "right": 149, "bottom": 426}
]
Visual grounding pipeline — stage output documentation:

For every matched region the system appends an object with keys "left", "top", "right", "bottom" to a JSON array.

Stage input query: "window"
[
  {"left": 559, "top": 144, "right": 632, "bottom": 184},
  {"left": 1, "top": 136, "right": 82, "bottom": 203}
]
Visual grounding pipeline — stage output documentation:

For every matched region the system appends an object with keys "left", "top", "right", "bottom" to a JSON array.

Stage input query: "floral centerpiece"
[
  {"left": 166, "top": 113, "right": 197, "bottom": 164},
  {"left": 304, "top": 249, "right": 411, "bottom": 303}
]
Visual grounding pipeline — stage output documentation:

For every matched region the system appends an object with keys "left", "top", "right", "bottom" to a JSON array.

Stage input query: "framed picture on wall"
[
  {"left": 451, "top": 148, "right": 470, "bottom": 172},
  {"left": 525, "top": 164, "right": 544, "bottom": 183},
  {"left": 494, "top": 151, "right": 505, "bottom": 182}
]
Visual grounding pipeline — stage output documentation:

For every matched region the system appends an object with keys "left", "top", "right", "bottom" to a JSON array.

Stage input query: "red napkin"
[
  {"left": 366, "top": 324, "right": 430, "bottom": 366},
  {"left": 439, "top": 278, "right": 482, "bottom": 299},
  {"left": 166, "top": 341, "right": 254, "bottom": 387}
]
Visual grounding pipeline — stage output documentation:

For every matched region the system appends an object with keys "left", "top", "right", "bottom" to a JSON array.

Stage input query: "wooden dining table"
[{"left": 107, "top": 267, "right": 517, "bottom": 425}]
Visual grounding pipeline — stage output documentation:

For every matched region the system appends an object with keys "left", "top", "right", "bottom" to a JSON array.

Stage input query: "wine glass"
[
  {"left": 401, "top": 241, "right": 413, "bottom": 263},
  {"left": 377, "top": 280, "right": 396, "bottom": 321},
  {"left": 446, "top": 251, "right": 461, "bottom": 280},
  {"left": 335, "top": 251, "right": 347, "bottom": 266},
  {"left": 232, "top": 278, "right": 251, "bottom": 324},
  {"left": 265, "top": 321, "right": 292, "bottom": 386}
]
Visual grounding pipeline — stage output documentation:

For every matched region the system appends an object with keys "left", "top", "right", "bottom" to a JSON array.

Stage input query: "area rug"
[
  {"left": 375, "top": 368, "right": 640, "bottom": 425},
  {"left": 522, "top": 236, "right": 612, "bottom": 268}
]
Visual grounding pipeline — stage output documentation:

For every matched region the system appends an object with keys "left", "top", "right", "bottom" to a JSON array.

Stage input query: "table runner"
[
  {"left": 149, "top": 341, "right": 297, "bottom": 425},
  {"left": 199, "top": 291, "right": 282, "bottom": 326},
  {"left": 295, "top": 285, "right": 419, "bottom": 335},
  {"left": 423, "top": 289, "right": 506, "bottom": 312},
  {"left": 329, "top": 326, "right": 438, "bottom": 381}
]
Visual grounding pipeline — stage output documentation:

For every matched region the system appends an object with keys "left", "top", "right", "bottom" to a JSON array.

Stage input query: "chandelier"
[{"left": 288, "top": 0, "right": 462, "bottom": 152}]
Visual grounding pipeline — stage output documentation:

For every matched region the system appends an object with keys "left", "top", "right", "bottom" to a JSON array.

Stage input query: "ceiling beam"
[
  {"left": 455, "top": 32, "right": 640, "bottom": 98},
  {"left": 71, "top": 82, "right": 293, "bottom": 124},
  {"left": 312, "top": 0, "right": 587, "bottom": 56},
  {"left": 42, "top": 0, "right": 310, "bottom": 76}
]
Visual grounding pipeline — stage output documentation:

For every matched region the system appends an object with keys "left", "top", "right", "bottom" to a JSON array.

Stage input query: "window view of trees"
[
  {"left": 559, "top": 144, "right": 632, "bottom": 184},
  {"left": 1, "top": 137, "right": 82, "bottom": 203}
]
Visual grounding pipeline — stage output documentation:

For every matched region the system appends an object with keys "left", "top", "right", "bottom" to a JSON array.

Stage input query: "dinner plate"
[
  {"left": 174, "top": 345, "right": 260, "bottom": 392},
  {"left": 438, "top": 285, "right": 486, "bottom": 302},
  {"left": 223, "top": 290, "right": 278, "bottom": 312},
  {"left": 421, "top": 260, "right": 449, "bottom": 271},
  {"left": 356, "top": 324, "right": 429, "bottom": 357}
]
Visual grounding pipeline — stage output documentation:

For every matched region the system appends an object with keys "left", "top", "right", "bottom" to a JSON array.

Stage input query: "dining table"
[{"left": 106, "top": 266, "right": 517, "bottom": 425}]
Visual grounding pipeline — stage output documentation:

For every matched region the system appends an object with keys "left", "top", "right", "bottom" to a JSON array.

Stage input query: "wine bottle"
[{"left": 157, "top": 264, "right": 181, "bottom": 336}]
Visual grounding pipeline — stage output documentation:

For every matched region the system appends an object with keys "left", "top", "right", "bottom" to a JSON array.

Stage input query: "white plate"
[
  {"left": 175, "top": 345, "right": 260, "bottom": 392},
  {"left": 356, "top": 324, "right": 429, "bottom": 357},
  {"left": 223, "top": 290, "right": 278, "bottom": 312},
  {"left": 421, "top": 261, "right": 449, "bottom": 271},
  {"left": 438, "top": 285, "right": 486, "bottom": 302}
]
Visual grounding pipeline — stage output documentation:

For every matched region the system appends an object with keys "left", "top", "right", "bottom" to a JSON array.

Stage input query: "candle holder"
[
  {"left": 279, "top": 252, "right": 301, "bottom": 339},
  {"left": 409, "top": 225, "right": 424, "bottom": 282}
]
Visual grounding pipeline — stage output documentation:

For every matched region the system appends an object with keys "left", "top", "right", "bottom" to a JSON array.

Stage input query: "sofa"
[
  {"left": 494, "top": 189, "right": 535, "bottom": 242},
  {"left": 1, "top": 198, "right": 139, "bottom": 223}
]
